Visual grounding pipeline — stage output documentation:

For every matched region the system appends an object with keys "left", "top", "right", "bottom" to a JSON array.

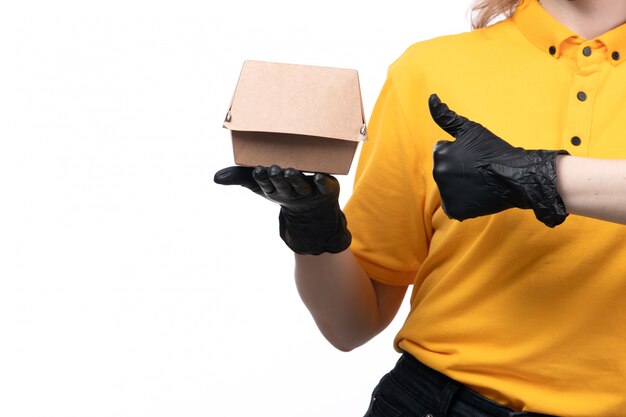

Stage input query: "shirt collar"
[
  {"left": 598, "top": 24, "right": 626, "bottom": 65},
  {"left": 512, "top": 0, "right": 626, "bottom": 66}
]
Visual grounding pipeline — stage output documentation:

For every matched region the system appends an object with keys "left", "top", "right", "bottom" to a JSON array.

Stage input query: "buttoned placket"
[{"left": 559, "top": 39, "right": 605, "bottom": 156}]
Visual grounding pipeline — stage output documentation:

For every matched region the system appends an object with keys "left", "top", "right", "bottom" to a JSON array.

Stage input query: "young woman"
[{"left": 215, "top": 0, "right": 626, "bottom": 415}]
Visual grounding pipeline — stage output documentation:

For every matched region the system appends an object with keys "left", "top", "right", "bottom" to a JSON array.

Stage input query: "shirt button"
[
  {"left": 571, "top": 136, "right": 582, "bottom": 146},
  {"left": 612, "top": 51, "right": 620, "bottom": 60},
  {"left": 549, "top": 45, "right": 556, "bottom": 55},
  {"left": 583, "top": 46, "right": 592, "bottom": 56},
  {"left": 577, "top": 91, "right": 587, "bottom": 101}
]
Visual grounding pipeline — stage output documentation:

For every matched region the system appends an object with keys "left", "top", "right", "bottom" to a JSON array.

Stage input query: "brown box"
[{"left": 223, "top": 60, "right": 367, "bottom": 175}]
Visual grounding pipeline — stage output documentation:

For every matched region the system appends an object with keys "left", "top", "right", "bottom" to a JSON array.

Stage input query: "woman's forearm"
[
  {"left": 294, "top": 249, "right": 406, "bottom": 352},
  {"left": 556, "top": 155, "right": 626, "bottom": 225}
]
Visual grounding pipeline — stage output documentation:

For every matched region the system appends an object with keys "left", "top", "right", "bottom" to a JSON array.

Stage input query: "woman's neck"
[{"left": 539, "top": 0, "right": 626, "bottom": 39}]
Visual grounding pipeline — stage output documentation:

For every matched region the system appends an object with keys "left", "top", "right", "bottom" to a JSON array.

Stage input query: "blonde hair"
[{"left": 471, "top": 0, "right": 523, "bottom": 29}]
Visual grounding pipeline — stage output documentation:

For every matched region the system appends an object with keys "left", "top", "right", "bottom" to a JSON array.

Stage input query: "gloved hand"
[
  {"left": 214, "top": 165, "right": 351, "bottom": 255},
  {"left": 429, "top": 93, "right": 569, "bottom": 227}
]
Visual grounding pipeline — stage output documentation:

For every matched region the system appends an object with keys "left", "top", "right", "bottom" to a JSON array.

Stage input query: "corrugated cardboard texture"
[
  {"left": 225, "top": 60, "right": 365, "bottom": 141},
  {"left": 232, "top": 131, "right": 358, "bottom": 175},
  {"left": 223, "top": 60, "right": 366, "bottom": 174}
]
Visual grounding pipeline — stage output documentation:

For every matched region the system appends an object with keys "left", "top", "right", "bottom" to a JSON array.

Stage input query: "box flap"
[{"left": 223, "top": 60, "right": 366, "bottom": 142}]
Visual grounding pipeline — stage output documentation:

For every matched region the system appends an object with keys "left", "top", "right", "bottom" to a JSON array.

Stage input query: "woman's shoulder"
[{"left": 389, "top": 21, "right": 514, "bottom": 77}]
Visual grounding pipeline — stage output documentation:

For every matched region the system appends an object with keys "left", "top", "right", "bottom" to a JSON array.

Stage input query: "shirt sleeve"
[{"left": 343, "top": 74, "right": 430, "bottom": 286}]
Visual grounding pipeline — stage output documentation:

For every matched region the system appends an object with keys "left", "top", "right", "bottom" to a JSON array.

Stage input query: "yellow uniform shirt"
[{"left": 344, "top": 0, "right": 626, "bottom": 415}]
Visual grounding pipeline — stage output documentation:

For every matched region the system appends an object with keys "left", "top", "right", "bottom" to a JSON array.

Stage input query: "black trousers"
[{"left": 364, "top": 353, "right": 557, "bottom": 417}]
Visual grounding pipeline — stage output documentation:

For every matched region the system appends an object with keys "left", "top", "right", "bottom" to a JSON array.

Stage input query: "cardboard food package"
[{"left": 223, "top": 60, "right": 367, "bottom": 175}]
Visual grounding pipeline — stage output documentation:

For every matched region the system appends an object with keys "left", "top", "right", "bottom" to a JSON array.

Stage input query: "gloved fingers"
[
  {"left": 428, "top": 93, "right": 472, "bottom": 139},
  {"left": 214, "top": 166, "right": 259, "bottom": 191},
  {"left": 268, "top": 164, "right": 295, "bottom": 196},
  {"left": 252, "top": 166, "right": 276, "bottom": 195},
  {"left": 313, "top": 173, "right": 340, "bottom": 196},
  {"left": 432, "top": 140, "right": 455, "bottom": 177},
  {"left": 284, "top": 168, "right": 313, "bottom": 196},
  {"left": 433, "top": 139, "right": 454, "bottom": 156}
]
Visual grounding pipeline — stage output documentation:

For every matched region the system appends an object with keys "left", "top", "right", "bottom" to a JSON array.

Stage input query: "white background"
[{"left": 0, "top": 1, "right": 474, "bottom": 416}]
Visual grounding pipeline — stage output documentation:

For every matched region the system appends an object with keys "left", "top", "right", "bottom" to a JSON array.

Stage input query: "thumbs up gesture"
[{"left": 429, "top": 94, "right": 569, "bottom": 227}]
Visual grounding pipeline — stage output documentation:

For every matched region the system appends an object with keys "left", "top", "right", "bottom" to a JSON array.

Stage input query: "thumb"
[
  {"left": 213, "top": 166, "right": 258, "bottom": 191},
  {"left": 428, "top": 93, "right": 472, "bottom": 139}
]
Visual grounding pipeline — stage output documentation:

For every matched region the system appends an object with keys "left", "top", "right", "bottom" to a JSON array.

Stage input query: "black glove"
[
  {"left": 429, "top": 94, "right": 569, "bottom": 227},
  {"left": 214, "top": 165, "right": 351, "bottom": 255}
]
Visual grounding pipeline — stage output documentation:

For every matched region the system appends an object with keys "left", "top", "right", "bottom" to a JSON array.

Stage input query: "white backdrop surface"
[{"left": 0, "top": 1, "right": 475, "bottom": 416}]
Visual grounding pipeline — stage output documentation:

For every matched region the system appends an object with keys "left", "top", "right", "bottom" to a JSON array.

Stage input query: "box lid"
[{"left": 223, "top": 60, "right": 367, "bottom": 142}]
